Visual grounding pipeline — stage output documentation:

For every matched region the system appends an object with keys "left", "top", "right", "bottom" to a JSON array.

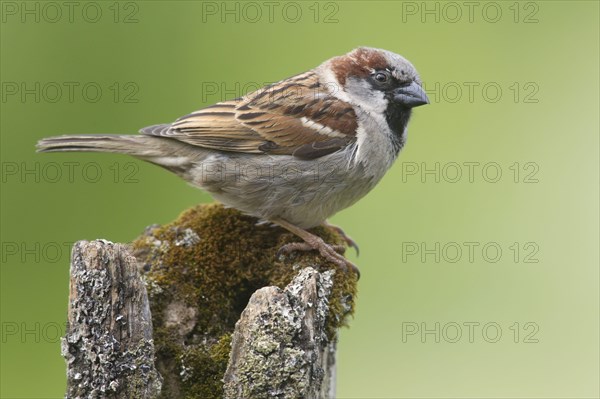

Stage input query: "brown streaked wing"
[
  {"left": 241, "top": 71, "right": 358, "bottom": 138},
  {"left": 140, "top": 101, "right": 266, "bottom": 153},
  {"left": 140, "top": 71, "right": 358, "bottom": 159}
]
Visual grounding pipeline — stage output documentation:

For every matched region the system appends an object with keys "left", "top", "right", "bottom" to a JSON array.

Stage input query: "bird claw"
[
  {"left": 324, "top": 223, "right": 360, "bottom": 257},
  {"left": 345, "top": 240, "right": 360, "bottom": 257}
]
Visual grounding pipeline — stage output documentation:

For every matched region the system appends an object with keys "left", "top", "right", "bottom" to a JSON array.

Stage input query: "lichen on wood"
[
  {"left": 62, "top": 240, "right": 161, "bottom": 399},
  {"left": 224, "top": 267, "right": 338, "bottom": 399}
]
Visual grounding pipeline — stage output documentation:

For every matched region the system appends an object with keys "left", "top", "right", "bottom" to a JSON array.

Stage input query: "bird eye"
[{"left": 373, "top": 71, "right": 390, "bottom": 84}]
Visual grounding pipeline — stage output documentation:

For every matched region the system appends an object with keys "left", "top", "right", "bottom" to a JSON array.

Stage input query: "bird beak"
[{"left": 393, "top": 82, "right": 429, "bottom": 108}]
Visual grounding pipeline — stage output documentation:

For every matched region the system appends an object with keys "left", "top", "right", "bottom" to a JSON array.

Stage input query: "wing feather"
[{"left": 140, "top": 71, "right": 358, "bottom": 159}]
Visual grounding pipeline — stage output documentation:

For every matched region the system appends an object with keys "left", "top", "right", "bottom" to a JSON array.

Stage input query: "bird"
[{"left": 37, "top": 47, "right": 429, "bottom": 275}]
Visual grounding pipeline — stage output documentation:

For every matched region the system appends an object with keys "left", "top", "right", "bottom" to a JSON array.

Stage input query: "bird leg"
[
  {"left": 272, "top": 217, "right": 360, "bottom": 277},
  {"left": 322, "top": 220, "right": 359, "bottom": 256}
]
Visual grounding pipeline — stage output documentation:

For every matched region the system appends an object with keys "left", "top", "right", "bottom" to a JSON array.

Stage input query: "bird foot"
[{"left": 278, "top": 236, "right": 360, "bottom": 278}]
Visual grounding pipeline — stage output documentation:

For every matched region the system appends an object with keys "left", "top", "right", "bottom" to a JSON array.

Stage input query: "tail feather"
[
  {"left": 36, "top": 134, "right": 202, "bottom": 178},
  {"left": 36, "top": 134, "right": 167, "bottom": 157}
]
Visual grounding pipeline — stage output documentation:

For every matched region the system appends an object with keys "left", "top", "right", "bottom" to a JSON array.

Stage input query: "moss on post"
[{"left": 132, "top": 203, "right": 357, "bottom": 397}]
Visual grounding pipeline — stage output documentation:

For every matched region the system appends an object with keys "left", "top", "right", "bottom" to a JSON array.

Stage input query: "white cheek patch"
[
  {"left": 344, "top": 77, "right": 388, "bottom": 114},
  {"left": 300, "top": 117, "right": 347, "bottom": 138}
]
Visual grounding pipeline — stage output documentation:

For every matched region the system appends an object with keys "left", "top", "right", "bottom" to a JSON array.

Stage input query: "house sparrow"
[{"left": 37, "top": 47, "right": 429, "bottom": 275}]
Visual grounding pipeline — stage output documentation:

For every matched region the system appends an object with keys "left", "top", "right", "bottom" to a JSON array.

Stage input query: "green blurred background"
[{"left": 1, "top": 1, "right": 598, "bottom": 398}]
